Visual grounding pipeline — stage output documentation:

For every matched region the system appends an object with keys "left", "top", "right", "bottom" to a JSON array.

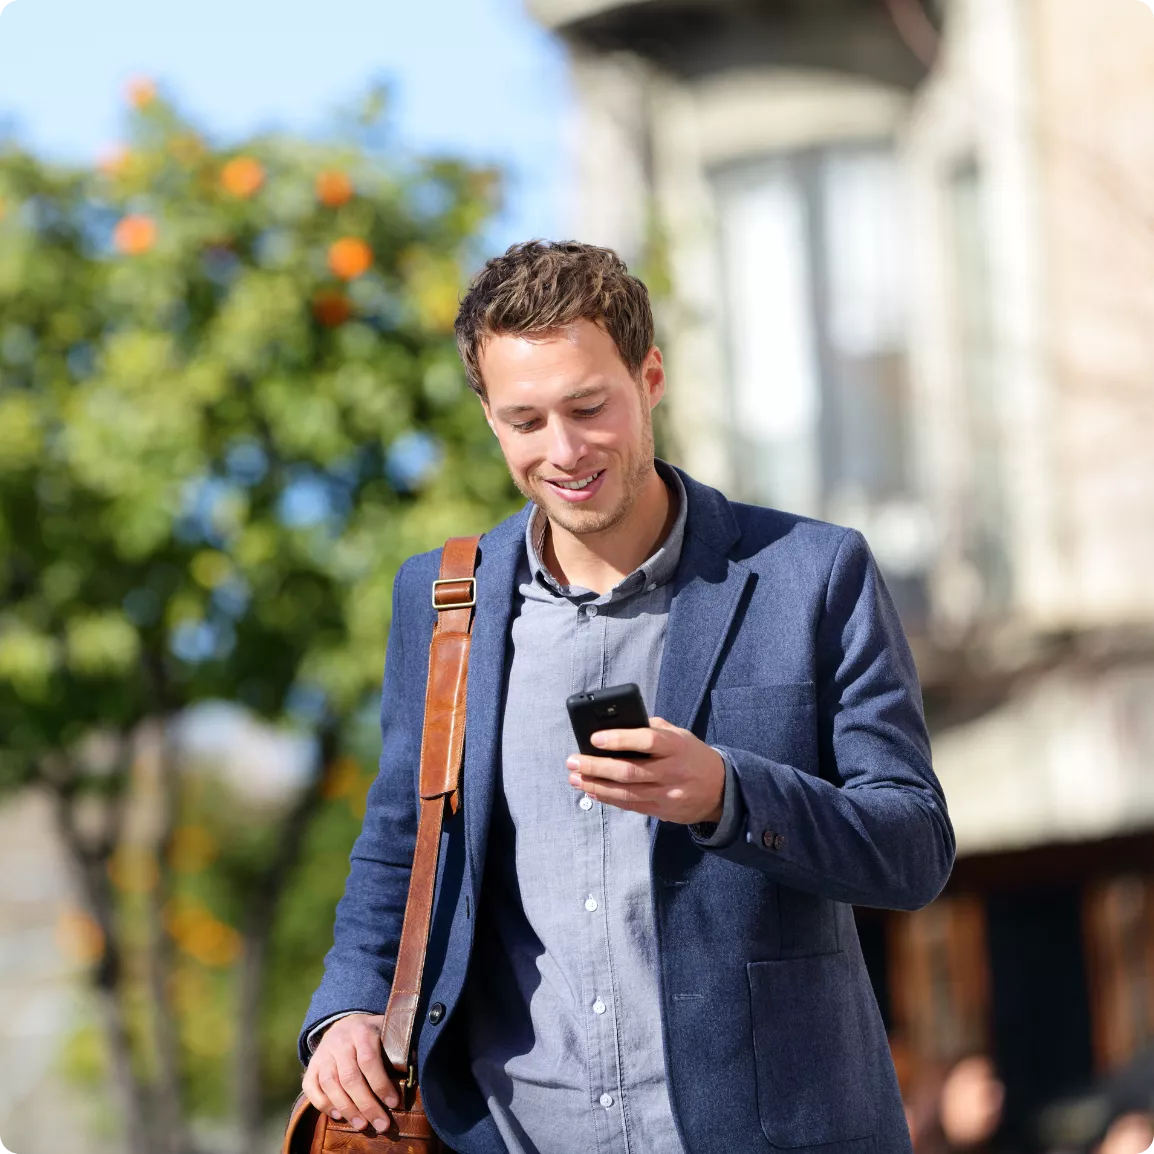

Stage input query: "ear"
[{"left": 641, "top": 345, "right": 666, "bottom": 410}]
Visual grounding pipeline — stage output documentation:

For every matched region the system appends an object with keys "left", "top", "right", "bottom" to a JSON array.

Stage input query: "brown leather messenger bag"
[{"left": 283, "top": 535, "right": 480, "bottom": 1154}]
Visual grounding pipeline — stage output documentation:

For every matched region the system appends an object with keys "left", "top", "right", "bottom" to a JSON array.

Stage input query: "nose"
[{"left": 545, "top": 416, "right": 586, "bottom": 472}]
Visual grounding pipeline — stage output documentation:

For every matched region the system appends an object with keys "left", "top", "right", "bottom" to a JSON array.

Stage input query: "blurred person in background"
[
  {"left": 938, "top": 1054, "right": 1009, "bottom": 1153},
  {"left": 1094, "top": 1113, "right": 1153, "bottom": 1154},
  {"left": 905, "top": 1052, "right": 1013, "bottom": 1154},
  {"left": 1043, "top": 1046, "right": 1154, "bottom": 1154},
  {"left": 294, "top": 239, "right": 955, "bottom": 1153}
]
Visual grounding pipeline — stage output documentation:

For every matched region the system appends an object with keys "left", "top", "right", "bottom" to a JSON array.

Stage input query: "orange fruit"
[
  {"left": 114, "top": 214, "right": 157, "bottom": 255},
  {"left": 328, "top": 236, "right": 373, "bottom": 280},
  {"left": 56, "top": 908, "right": 105, "bottom": 964},
  {"left": 125, "top": 75, "right": 157, "bottom": 109},
  {"left": 312, "top": 290, "right": 353, "bottom": 327},
  {"left": 220, "top": 156, "right": 265, "bottom": 199},
  {"left": 316, "top": 169, "right": 354, "bottom": 208}
]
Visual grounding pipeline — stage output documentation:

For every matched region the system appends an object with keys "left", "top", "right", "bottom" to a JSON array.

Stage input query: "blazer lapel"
[
  {"left": 654, "top": 469, "right": 752, "bottom": 734},
  {"left": 462, "top": 505, "right": 529, "bottom": 887}
]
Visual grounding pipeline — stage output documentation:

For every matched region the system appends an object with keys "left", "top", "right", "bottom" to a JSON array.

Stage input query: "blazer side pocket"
[
  {"left": 747, "top": 952, "right": 877, "bottom": 1149},
  {"left": 712, "top": 682, "right": 815, "bottom": 712},
  {"left": 710, "top": 683, "right": 818, "bottom": 772}
]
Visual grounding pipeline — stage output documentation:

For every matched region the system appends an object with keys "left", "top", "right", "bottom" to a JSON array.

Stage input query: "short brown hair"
[{"left": 454, "top": 239, "right": 654, "bottom": 397}]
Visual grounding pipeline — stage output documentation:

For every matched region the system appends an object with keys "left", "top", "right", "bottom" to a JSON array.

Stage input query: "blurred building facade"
[{"left": 530, "top": 0, "right": 1154, "bottom": 1141}]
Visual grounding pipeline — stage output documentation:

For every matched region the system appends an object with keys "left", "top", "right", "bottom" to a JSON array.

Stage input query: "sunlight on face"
[{"left": 478, "top": 320, "right": 664, "bottom": 537}]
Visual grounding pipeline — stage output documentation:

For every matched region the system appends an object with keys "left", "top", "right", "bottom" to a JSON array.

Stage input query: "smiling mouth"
[{"left": 546, "top": 470, "right": 604, "bottom": 492}]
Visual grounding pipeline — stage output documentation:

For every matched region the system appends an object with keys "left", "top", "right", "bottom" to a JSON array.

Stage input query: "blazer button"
[
  {"left": 761, "top": 830, "right": 777, "bottom": 849},
  {"left": 428, "top": 1002, "right": 445, "bottom": 1025},
  {"left": 773, "top": 833, "right": 786, "bottom": 851}
]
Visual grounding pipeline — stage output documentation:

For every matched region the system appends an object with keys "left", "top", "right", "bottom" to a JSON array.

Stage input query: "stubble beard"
[{"left": 511, "top": 414, "right": 656, "bottom": 540}]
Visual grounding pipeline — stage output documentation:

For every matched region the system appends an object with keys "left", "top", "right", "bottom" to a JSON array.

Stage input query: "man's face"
[{"left": 478, "top": 319, "right": 665, "bottom": 537}]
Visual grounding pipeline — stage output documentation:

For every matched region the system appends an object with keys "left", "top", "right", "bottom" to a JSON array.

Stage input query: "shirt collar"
[{"left": 525, "top": 459, "right": 687, "bottom": 599}]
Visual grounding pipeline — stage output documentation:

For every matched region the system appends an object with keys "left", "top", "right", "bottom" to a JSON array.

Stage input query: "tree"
[{"left": 0, "top": 77, "right": 518, "bottom": 1152}]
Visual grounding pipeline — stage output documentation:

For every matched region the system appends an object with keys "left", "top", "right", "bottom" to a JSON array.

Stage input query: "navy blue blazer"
[{"left": 301, "top": 468, "right": 955, "bottom": 1154}]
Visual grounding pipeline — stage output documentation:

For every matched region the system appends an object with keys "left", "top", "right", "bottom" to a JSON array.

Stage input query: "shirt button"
[
  {"left": 584, "top": 896, "right": 598, "bottom": 912},
  {"left": 579, "top": 795, "right": 594, "bottom": 811},
  {"left": 592, "top": 999, "right": 606, "bottom": 1015},
  {"left": 599, "top": 1093, "right": 614, "bottom": 1108},
  {"left": 646, "top": 583, "right": 657, "bottom": 592},
  {"left": 583, "top": 604, "right": 598, "bottom": 617}
]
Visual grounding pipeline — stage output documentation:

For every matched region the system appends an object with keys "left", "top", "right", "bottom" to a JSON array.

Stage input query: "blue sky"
[{"left": 0, "top": 0, "right": 571, "bottom": 251}]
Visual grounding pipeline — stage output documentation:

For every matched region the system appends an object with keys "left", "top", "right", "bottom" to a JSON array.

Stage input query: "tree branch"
[
  {"left": 49, "top": 774, "right": 155, "bottom": 1154},
  {"left": 235, "top": 722, "right": 341, "bottom": 1147},
  {"left": 144, "top": 719, "right": 195, "bottom": 1154}
]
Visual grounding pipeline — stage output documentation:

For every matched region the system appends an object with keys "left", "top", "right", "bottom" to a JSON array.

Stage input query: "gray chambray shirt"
[{"left": 461, "top": 462, "right": 743, "bottom": 1154}]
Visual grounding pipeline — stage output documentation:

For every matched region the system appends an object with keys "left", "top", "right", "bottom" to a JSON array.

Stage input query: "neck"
[{"left": 542, "top": 464, "right": 675, "bottom": 595}]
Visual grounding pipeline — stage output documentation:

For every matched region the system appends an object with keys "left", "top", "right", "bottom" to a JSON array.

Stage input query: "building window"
[
  {"left": 949, "top": 158, "right": 1012, "bottom": 612},
  {"left": 713, "top": 142, "right": 931, "bottom": 615},
  {"left": 714, "top": 153, "right": 822, "bottom": 516}
]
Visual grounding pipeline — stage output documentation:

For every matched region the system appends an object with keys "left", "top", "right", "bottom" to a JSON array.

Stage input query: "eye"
[
  {"left": 574, "top": 402, "right": 606, "bottom": 419},
  {"left": 510, "top": 418, "right": 540, "bottom": 433}
]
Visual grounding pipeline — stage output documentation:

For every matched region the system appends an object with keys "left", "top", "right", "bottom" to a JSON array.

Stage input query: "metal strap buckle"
[{"left": 431, "top": 577, "right": 476, "bottom": 611}]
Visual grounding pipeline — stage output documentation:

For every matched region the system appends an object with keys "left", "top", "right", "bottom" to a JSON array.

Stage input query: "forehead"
[{"left": 479, "top": 320, "right": 628, "bottom": 398}]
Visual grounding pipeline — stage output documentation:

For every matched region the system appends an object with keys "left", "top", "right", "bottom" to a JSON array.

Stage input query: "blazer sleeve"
[
  {"left": 297, "top": 559, "right": 423, "bottom": 1063},
  {"left": 707, "top": 528, "right": 956, "bottom": 911}
]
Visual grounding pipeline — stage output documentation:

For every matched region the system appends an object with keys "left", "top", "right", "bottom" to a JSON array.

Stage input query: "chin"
[
  {"left": 545, "top": 491, "right": 633, "bottom": 537},
  {"left": 548, "top": 505, "right": 622, "bottom": 536}
]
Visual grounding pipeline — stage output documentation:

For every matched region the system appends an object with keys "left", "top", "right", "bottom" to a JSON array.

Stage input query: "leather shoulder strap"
[{"left": 380, "top": 535, "right": 480, "bottom": 1087}]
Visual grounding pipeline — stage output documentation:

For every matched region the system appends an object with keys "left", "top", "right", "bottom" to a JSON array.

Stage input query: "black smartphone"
[{"left": 566, "top": 683, "right": 651, "bottom": 759}]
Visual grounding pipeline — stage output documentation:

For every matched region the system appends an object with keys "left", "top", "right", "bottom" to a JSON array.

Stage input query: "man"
[{"left": 299, "top": 240, "right": 955, "bottom": 1154}]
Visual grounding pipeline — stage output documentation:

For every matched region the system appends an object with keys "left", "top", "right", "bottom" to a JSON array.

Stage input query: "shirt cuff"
[
  {"left": 689, "top": 750, "right": 745, "bottom": 848},
  {"left": 305, "top": 1010, "right": 366, "bottom": 1055}
]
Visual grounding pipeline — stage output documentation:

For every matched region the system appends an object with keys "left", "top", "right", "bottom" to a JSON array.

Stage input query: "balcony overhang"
[{"left": 527, "top": 0, "right": 934, "bottom": 90}]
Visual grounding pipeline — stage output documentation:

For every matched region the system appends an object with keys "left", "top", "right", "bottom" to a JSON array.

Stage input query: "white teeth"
[{"left": 554, "top": 471, "right": 602, "bottom": 491}]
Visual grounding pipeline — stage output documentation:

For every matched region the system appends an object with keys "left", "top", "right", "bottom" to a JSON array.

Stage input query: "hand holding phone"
[
  {"left": 565, "top": 690, "right": 727, "bottom": 825},
  {"left": 566, "top": 683, "right": 651, "bottom": 759}
]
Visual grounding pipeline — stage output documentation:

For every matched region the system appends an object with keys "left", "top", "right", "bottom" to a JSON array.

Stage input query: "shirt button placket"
[
  {"left": 590, "top": 597, "right": 619, "bottom": 1146},
  {"left": 571, "top": 595, "right": 611, "bottom": 1145}
]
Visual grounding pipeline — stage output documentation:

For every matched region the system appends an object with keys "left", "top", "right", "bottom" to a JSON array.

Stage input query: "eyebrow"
[{"left": 494, "top": 386, "right": 604, "bottom": 420}]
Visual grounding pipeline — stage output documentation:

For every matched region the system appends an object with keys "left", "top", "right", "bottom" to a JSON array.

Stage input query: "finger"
[
  {"left": 302, "top": 1065, "right": 335, "bottom": 1118},
  {"left": 576, "top": 778, "right": 663, "bottom": 811},
  {"left": 336, "top": 1059, "right": 394, "bottom": 1134},
  {"left": 355, "top": 1037, "right": 401, "bottom": 1112},
  {"left": 648, "top": 716, "right": 681, "bottom": 732},
  {"left": 587, "top": 726, "right": 659, "bottom": 755},
  {"left": 567, "top": 754, "right": 656, "bottom": 784},
  {"left": 316, "top": 1063, "right": 366, "bottom": 1129}
]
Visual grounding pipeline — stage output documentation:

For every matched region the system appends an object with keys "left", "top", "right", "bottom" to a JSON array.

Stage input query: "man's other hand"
[
  {"left": 566, "top": 716, "right": 725, "bottom": 825},
  {"left": 302, "top": 1012, "right": 398, "bottom": 1134}
]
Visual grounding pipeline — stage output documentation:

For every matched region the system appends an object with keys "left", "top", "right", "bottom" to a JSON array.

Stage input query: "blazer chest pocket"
[
  {"left": 709, "top": 683, "right": 817, "bottom": 771},
  {"left": 747, "top": 952, "right": 877, "bottom": 1148}
]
